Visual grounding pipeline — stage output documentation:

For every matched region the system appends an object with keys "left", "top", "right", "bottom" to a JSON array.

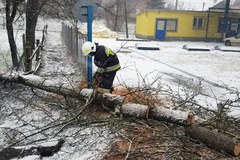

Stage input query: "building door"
[{"left": 155, "top": 19, "right": 166, "bottom": 40}]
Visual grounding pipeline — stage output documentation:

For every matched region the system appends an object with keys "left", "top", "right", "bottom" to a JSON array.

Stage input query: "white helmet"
[{"left": 82, "top": 41, "right": 96, "bottom": 56}]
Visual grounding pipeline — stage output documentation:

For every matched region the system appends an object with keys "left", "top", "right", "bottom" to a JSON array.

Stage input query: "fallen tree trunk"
[
  {"left": 121, "top": 103, "right": 197, "bottom": 126},
  {"left": 1, "top": 72, "right": 239, "bottom": 156},
  {"left": 0, "top": 73, "right": 195, "bottom": 126},
  {"left": 0, "top": 139, "right": 64, "bottom": 160},
  {"left": 0, "top": 73, "right": 124, "bottom": 108},
  {"left": 185, "top": 125, "right": 240, "bottom": 156}
]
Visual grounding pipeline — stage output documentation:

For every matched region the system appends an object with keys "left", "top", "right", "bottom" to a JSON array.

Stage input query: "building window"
[
  {"left": 230, "top": 22, "right": 238, "bottom": 31},
  {"left": 157, "top": 20, "right": 165, "bottom": 30},
  {"left": 193, "top": 17, "right": 204, "bottom": 29},
  {"left": 218, "top": 18, "right": 224, "bottom": 33},
  {"left": 218, "top": 18, "right": 240, "bottom": 33},
  {"left": 166, "top": 19, "right": 177, "bottom": 32}
]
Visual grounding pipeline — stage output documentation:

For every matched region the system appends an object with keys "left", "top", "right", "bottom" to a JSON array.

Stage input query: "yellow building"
[{"left": 136, "top": 10, "right": 225, "bottom": 41}]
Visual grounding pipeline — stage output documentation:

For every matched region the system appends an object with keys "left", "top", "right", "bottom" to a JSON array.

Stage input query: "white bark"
[
  {"left": 0, "top": 72, "right": 124, "bottom": 108},
  {"left": 121, "top": 103, "right": 149, "bottom": 118}
]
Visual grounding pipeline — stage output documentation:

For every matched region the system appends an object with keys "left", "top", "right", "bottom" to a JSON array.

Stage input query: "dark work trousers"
[{"left": 100, "top": 71, "right": 117, "bottom": 92}]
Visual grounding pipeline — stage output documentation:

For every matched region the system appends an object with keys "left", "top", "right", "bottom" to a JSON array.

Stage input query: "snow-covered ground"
[
  {"left": 93, "top": 39, "right": 240, "bottom": 117},
  {"left": 1, "top": 19, "right": 240, "bottom": 159},
  {"left": 0, "top": 20, "right": 115, "bottom": 160},
  {"left": 1, "top": 19, "right": 240, "bottom": 117}
]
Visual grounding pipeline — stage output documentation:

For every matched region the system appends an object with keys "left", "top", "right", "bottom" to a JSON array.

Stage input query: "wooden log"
[
  {"left": 121, "top": 103, "right": 149, "bottom": 118},
  {"left": 0, "top": 73, "right": 198, "bottom": 126},
  {"left": 150, "top": 106, "right": 195, "bottom": 126},
  {"left": 0, "top": 73, "right": 197, "bottom": 125},
  {"left": 0, "top": 139, "right": 64, "bottom": 160},
  {"left": 0, "top": 73, "right": 124, "bottom": 108},
  {"left": 121, "top": 103, "right": 198, "bottom": 126},
  {"left": 0, "top": 72, "right": 201, "bottom": 127},
  {"left": 94, "top": 92, "right": 124, "bottom": 109},
  {"left": 185, "top": 125, "right": 240, "bottom": 156},
  {"left": 3, "top": 72, "right": 240, "bottom": 156}
]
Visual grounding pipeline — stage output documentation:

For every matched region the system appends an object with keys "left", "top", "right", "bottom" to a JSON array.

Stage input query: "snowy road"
[{"left": 130, "top": 47, "right": 236, "bottom": 92}]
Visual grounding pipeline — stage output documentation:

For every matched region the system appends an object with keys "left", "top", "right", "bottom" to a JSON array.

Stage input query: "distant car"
[{"left": 224, "top": 33, "right": 240, "bottom": 46}]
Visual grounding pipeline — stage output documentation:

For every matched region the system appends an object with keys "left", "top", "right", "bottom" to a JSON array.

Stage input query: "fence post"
[
  {"left": 70, "top": 26, "right": 73, "bottom": 55},
  {"left": 75, "top": 27, "right": 78, "bottom": 58},
  {"left": 21, "top": 34, "right": 26, "bottom": 71},
  {"left": 61, "top": 23, "right": 89, "bottom": 83},
  {"left": 36, "top": 39, "right": 40, "bottom": 61},
  {"left": 25, "top": 42, "right": 32, "bottom": 72},
  {"left": 45, "top": 25, "right": 48, "bottom": 35},
  {"left": 2, "top": 16, "right": 5, "bottom": 29},
  {"left": 72, "top": 26, "right": 75, "bottom": 60},
  {"left": 41, "top": 29, "right": 45, "bottom": 49}
]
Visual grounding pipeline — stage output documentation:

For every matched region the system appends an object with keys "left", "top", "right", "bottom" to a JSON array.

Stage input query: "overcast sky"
[{"left": 170, "top": 0, "right": 223, "bottom": 11}]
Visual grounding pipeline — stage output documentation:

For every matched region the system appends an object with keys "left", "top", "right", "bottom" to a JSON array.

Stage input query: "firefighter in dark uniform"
[{"left": 82, "top": 41, "right": 121, "bottom": 93}]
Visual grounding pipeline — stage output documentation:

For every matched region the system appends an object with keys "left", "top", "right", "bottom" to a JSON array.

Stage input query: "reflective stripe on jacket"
[{"left": 94, "top": 45, "right": 121, "bottom": 73}]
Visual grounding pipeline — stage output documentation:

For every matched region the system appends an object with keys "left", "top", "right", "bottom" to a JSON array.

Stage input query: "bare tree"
[
  {"left": 97, "top": 0, "right": 138, "bottom": 32},
  {"left": 25, "top": 0, "right": 41, "bottom": 71},
  {"left": 24, "top": 0, "right": 79, "bottom": 71},
  {"left": 5, "top": 0, "right": 24, "bottom": 69},
  {"left": 146, "top": 0, "right": 165, "bottom": 10},
  {"left": 2, "top": 0, "right": 78, "bottom": 71},
  {"left": 165, "top": 0, "right": 195, "bottom": 11},
  {"left": 39, "top": 0, "right": 78, "bottom": 20}
]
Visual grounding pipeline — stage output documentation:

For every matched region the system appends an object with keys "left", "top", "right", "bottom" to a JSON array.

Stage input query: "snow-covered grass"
[
  {"left": 0, "top": 27, "right": 115, "bottom": 160},
  {"left": 0, "top": 18, "right": 62, "bottom": 71},
  {"left": 0, "top": 19, "right": 240, "bottom": 160}
]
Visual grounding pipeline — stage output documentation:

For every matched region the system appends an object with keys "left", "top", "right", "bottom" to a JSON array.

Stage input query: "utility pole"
[
  {"left": 202, "top": 2, "right": 205, "bottom": 11},
  {"left": 114, "top": 0, "right": 120, "bottom": 31},
  {"left": 124, "top": 0, "right": 128, "bottom": 38},
  {"left": 223, "top": 0, "right": 230, "bottom": 39},
  {"left": 175, "top": 0, "right": 178, "bottom": 10}
]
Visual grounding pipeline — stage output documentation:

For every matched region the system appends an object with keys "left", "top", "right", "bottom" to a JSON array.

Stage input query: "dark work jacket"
[{"left": 93, "top": 45, "right": 121, "bottom": 73}]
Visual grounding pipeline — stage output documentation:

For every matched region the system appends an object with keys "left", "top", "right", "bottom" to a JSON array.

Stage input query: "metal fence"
[
  {"left": 0, "top": 16, "right": 25, "bottom": 30},
  {"left": 0, "top": 16, "right": 5, "bottom": 29},
  {"left": 61, "top": 23, "right": 87, "bottom": 77}
]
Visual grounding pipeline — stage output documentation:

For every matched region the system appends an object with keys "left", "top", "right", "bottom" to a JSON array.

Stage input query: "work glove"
[
  {"left": 93, "top": 72, "right": 102, "bottom": 86},
  {"left": 93, "top": 72, "right": 98, "bottom": 80}
]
